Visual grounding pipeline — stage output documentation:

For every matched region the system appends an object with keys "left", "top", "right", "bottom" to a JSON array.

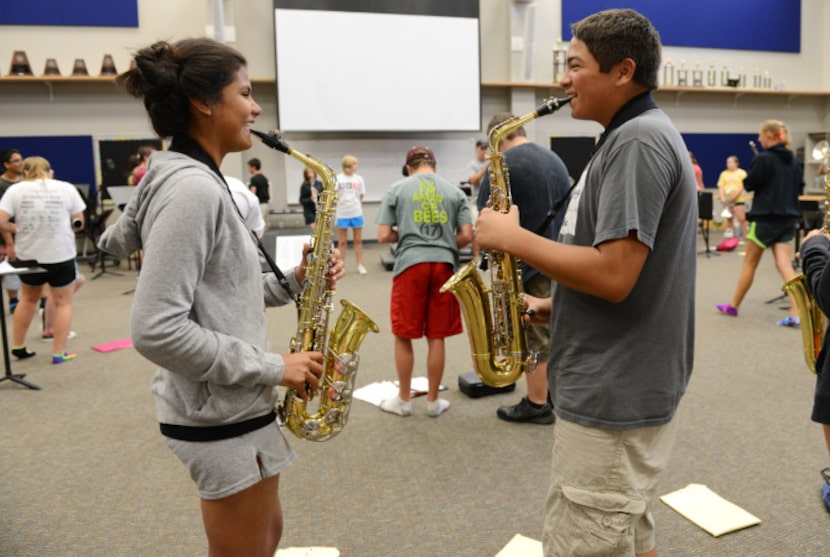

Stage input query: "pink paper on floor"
[{"left": 92, "top": 338, "right": 133, "bottom": 353}]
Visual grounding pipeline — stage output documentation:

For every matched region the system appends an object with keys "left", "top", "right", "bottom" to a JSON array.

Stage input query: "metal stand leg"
[
  {"left": 698, "top": 218, "right": 720, "bottom": 257},
  {"left": 0, "top": 275, "right": 40, "bottom": 390}
]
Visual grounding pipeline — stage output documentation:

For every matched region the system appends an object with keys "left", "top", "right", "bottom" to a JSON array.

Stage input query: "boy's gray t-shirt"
[{"left": 549, "top": 108, "right": 697, "bottom": 431}]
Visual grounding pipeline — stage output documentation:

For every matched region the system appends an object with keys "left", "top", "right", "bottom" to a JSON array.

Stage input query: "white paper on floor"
[
  {"left": 495, "top": 533, "right": 542, "bottom": 557},
  {"left": 660, "top": 483, "right": 761, "bottom": 537},
  {"left": 275, "top": 547, "right": 339, "bottom": 557},
  {"left": 353, "top": 376, "right": 446, "bottom": 406}
]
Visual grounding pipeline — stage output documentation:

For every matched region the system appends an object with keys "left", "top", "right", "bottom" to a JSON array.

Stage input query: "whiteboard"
[{"left": 274, "top": 8, "right": 480, "bottom": 132}]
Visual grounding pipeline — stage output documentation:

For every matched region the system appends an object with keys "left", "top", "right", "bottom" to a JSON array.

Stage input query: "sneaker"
[
  {"left": 427, "top": 398, "right": 450, "bottom": 417},
  {"left": 8, "top": 298, "right": 18, "bottom": 314},
  {"left": 357, "top": 264, "right": 368, "bottom": 275},
  {"left": 497, "top": 397, "right": 556, "bottom": 425},
  {"left": 822, "top": 468, "right": 830, "bottom": 512},
  {"left": 716, "top": 303, "right": 738, "bottom": 317},
  {"left": 777, "top": 315, "right": 800, "bottom": 327},
  {"left": 724, "top": 227, "right": 734, "bottom": 239},
  {"left": 380, "top": 396, "right": 412, "bottom": 417},
  {"left": 42, "top": 331, "right": 77, "bottom": 341},
  {"left": 11, "top": 346, "right": 35, "bottom": 359},
  {"left": 52, "top": 352, "right": 77, "bottom": 365}
]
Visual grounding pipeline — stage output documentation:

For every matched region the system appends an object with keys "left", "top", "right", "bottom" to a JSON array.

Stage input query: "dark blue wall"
[
  {"left": 0, "top": 1, "right": 138, "bottom": 27},
  {"left": 562, "top": 1, "right": 800, "bottom": 53},
  {"left": 682, "top": 133, "right": 762, "bottom": 188},
  {"left": 0, "top": 136, "right": 96, "bottom": 194}
]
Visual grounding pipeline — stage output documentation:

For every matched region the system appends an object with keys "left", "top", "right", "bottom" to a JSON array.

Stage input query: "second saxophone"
[
  {"left": 252, "top": 129, "right": 379, "bottom": 441},
  {"left": 440, "top": 97, "right": 572, "bottom": 387}
]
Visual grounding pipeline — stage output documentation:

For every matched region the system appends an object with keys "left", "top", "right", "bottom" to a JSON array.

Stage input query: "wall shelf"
[
  {"left": 0, "top": 75, "right": 120, "bottom": 100},
  {"left": 480, "top": 81, "right": 830, "bottom": 104}
]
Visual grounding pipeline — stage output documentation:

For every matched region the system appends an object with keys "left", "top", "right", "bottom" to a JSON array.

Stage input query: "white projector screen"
[{"left": 274, "top": 7, "right": 480, "bottom": 132}]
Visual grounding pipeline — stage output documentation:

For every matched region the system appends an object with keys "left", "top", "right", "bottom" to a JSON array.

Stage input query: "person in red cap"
[{"left": 376, "top": 145, "right": 473, "bottom": 417}]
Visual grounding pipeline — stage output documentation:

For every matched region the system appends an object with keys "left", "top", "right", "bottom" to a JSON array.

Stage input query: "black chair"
[{"left": 698, "top": 191, "right": 719, "bottom": 257}]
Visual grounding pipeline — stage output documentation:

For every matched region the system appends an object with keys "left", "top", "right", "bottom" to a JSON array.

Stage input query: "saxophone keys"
[
  {"left": 333, "top": 352, "right": 359, "bottom": 376},
  {"left": 327, "top": 380, "right": 352, "bottom": 402},
  {"left": 324, "top": 407, "right": 344, "bottom": 425}
]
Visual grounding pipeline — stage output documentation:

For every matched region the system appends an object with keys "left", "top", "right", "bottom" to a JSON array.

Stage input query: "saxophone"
[
  {"left": 252, "top": 129, "right": 380, "bottom": 441},
  {"left": 781, "top": 148, "right": 830, "bottom": 374},
  {"left": 440, "top": 97, "right": 571, "bottom": 388}
]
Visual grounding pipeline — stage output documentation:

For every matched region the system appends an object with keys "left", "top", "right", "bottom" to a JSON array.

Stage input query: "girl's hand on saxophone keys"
[
  {"left": 328, "top": 247, "right": 346, "bottom": 288},
  {"left": 475, "top": 206, "right": 521, "bottom": 251},
  {"left": 280, "top": 351, "right": 324, "bottom": 401}
]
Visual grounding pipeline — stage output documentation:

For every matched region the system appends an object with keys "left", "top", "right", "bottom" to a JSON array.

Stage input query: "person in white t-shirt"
[
  {"left": 0, "top": 156, "right": 86, "bottom": 364},
  {"left": 226, "top": 176, "right": 265, "bottom": 240},
  {"left": 335, "top": 155, "right": 368, "bottom": 274}
]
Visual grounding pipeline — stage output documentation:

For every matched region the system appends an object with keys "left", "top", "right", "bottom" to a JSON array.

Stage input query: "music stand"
[
  {"left": 698, "top": 191, "right": 719, "bottom": 257},
  {"left": 0, "top": 261, "right": 46, "bottom": 390},
  {"left": 89, "top": 205, "right": 120, "bottom": 280},
  {"left": 107, "top": 186, "right": 134, "bottom": 212}
]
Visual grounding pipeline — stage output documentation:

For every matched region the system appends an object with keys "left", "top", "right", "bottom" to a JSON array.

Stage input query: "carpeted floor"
[{"left": 0, "top": 237, "right": 827, "bottom": 557}]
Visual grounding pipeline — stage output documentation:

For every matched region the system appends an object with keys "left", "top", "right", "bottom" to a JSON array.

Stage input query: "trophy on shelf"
[
  {"left": 71, "top": 58, "right": 89, "bottom": 76},
  {"left": 43, "top": 58, "right": 61, "bottom": 76},
  {"left": 9, "top": 51, "right": 33, "bottom": 76},
  {"left": 100, "top": 54, "right": 117, "bottom": 76},
  {"left": 812, "top": 140, "right": 830, "bottom": 224}
]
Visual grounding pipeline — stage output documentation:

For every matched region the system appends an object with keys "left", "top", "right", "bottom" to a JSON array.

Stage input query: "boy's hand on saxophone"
[{"left": 475, "top": 205, "right": 521, "bottom": 251}]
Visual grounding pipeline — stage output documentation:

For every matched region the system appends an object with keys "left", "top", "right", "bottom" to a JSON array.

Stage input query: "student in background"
[
  {"left": 0, "top": 156, "right": 86, "bottom": 364},
  {"left": 376, "top": 146, "right": 472, "bottom": 417},
  {"left": 798, "top": 226, "right": 830, "bottom": 511},
  {"left": 0, "top": 148, "right": 23, "bottom": 312},
  {"left": 717, "top": 155, "right": 748, "bottom": 239},
  {"left": 130, "top": 145, "right": 157, "bottom": 186},
  {"left": 247, "top": 157, "right": 271, "bottom": 221},
  {"left": 227, "top": 176, "right": 265, "bottom": 240},
  {"left": 335, "top": 155, "right": 368, "bottom": 274},
  {"left": 477, "top": 112, "right": 571, "bottom": 425},
  {"left": 717, "top": 120, "right": 802, "bottom": 327},
  {"left": 299, "top": 167, "right": 323, "bottom": 230},
  {"left": 689, "top": 151, "right": 704, "bottom": 191}
]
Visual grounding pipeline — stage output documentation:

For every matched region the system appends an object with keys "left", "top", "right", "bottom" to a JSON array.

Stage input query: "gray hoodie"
[{"left": 100, "top": 151, "right": 302, "bottom": 428}]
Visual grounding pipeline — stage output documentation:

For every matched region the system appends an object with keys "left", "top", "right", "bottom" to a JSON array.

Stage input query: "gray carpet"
[{"left": 1, "top": 237, "right": 827, "bottom": 556}]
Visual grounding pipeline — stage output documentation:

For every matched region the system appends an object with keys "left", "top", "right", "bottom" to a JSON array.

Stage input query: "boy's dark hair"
[
  {"left": 117, "top": 38, "right": 247, "bottom": 138},
  {"left": 571, "top": 8, "right": 661, "bottom": 90},
  {"left": 1, "top": 148, "right": 21, "bottom": 165},
  {"left": 247, "top": 158, "right": 261, "bottom": 170}
]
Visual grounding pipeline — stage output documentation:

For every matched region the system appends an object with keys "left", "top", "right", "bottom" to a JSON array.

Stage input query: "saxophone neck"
[{"left": 487, "top": 96, "right": 572, "bottom": 153}]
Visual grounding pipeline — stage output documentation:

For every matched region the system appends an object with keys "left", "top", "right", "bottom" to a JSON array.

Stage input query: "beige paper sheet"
[
  {"left": 495, "top": 533, "right": 543, "bottom": 557},
  {"left": 660, "top": 483, "right": 761, "bottom": 537},
  {"left": 275, "top": 548, "right": 340, "bottom": 557}
]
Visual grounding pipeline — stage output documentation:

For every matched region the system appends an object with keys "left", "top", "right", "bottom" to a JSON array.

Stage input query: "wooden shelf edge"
[{"left": 481, "top": 81, "right": 829, "bottom": 98}]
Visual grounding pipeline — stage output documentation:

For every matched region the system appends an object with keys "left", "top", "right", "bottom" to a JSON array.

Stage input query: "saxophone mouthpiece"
[
  {"left": 251, "top": 129, "right": 291, "bottom": 154},
  {"left": 536, "top": 96, "right": 573, "bottom": 117}
]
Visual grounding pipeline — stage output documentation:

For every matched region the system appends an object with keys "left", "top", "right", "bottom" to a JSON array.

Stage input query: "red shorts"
[{"left": 391, "top": 262, "right": 462, "bottom": 339}]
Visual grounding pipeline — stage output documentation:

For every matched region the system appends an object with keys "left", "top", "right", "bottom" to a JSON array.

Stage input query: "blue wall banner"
[
  {"left": 0, "top": 0, "right": 138, "bottom": 27},
  {"left": 1, "top": 136, "right": 96, "bottom": 195},
  {"left": 561, "top": 1, "right": 800, "bottom": 53}
]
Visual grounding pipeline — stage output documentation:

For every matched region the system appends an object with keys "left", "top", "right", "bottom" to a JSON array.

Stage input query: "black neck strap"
[
  {"left": 534, "top": 91, "right": 658, "bottom": 236},
  {"left": 168, "top": 135, "right": 298, "bottom": 306}
]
